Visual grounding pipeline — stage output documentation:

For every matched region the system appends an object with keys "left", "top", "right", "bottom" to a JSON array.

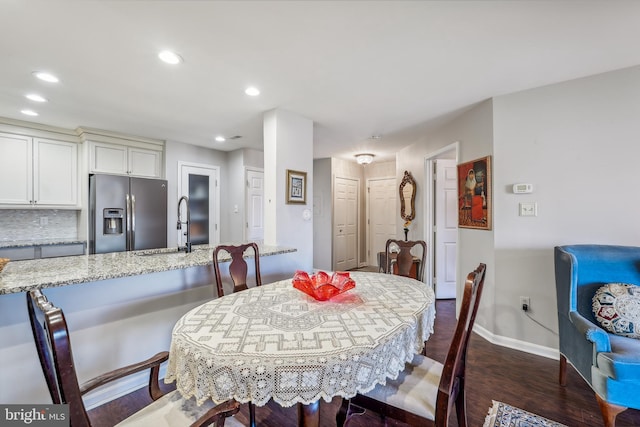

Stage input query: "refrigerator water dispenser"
[{"left": 103, "top": 209, "right": 124, "bottom": 235}]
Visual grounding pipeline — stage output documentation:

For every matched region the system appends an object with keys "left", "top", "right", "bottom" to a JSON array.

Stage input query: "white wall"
[
  {"left": 227, "top": 149, "right": 244, "bottom": 243},
  {"left": 313, "top": 158, "right": 332, "bottom": 270},
  {"left": 164, "top": 140, "right": 229, "bottom": 245},
  {"left": 242, "top": 148, "right": 264, "bottom": 170},
  {"left": 491, "top": 65, "right": 640, "bottom": 349},
  {"left": 264, "top": 109, "right": 314, "bottom": 272},
  {"left": 397, "top": 65, "right": 640, "bottom": 355},
  {"left": 225, "top": 148, "right": 266, "bottom": 243},
  {"left": 397, "top": 100, "right": 495, "bottom": 331}
]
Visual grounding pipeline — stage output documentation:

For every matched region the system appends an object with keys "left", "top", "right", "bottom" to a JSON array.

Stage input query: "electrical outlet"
[
  {"left": 520, "top": 296, "right": 530, "bottom": 312},
  {"left": 40, "top": 216, "right": 48, "bottom": 226}
]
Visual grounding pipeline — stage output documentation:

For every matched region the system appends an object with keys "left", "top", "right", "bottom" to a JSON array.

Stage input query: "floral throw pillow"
[{"left": 592, "top": 283, "right": 640, "bottom": 339}]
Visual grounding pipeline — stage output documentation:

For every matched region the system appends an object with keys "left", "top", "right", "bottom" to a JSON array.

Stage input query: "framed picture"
[
  {"left": 457, "top": 155, "right": 492, "bottom": 230},
  {"left": 286, "top": 169, "right": 307, "bottom": 204}
]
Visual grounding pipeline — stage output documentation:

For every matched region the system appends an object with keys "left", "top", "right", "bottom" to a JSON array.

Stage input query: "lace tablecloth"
[{"left": 165, "top": 271, "right": 435, "bottom": 408}]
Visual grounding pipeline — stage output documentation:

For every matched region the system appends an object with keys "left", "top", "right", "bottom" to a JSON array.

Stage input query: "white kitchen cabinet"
[
  {"left": 90, "top": 141, "right": 162, "bottom": 178},
  {"left": 0, "top": 132, "right": 79, "bottom": 208}
]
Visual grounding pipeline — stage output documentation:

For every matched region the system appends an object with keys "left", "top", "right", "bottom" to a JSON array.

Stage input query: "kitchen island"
[
  {"left": 0, "top": 243, "right": 295, "bottom": 295},
  {"left": 0, "top": 243, "right": 299, "bottom": 407}
]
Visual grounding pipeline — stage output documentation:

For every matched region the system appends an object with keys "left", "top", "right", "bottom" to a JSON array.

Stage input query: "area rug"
[{"left": 483, "top": 400, "right": 568, "bottom": 427}]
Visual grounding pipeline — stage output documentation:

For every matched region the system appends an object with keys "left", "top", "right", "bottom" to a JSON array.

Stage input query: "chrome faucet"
[{"left": 177, "top": 196, "right": 192, "bottom": 253}]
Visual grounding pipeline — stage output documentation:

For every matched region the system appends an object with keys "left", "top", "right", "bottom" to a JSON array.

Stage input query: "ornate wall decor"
[{"left": 457, "top": 156, "right": 492, "bottom": 230}]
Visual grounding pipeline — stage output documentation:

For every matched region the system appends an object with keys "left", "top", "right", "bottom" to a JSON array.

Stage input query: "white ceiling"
[{"left": 2, "top": 1, "right": 640, "bottom": 162}]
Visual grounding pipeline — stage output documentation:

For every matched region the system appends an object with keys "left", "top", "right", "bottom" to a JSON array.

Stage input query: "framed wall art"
[
  {"left": 286, "top": 169, "right": 307, "bottom": 204},
  {"left": 457, "top": 155, "right": 492, "bottom": 230}
]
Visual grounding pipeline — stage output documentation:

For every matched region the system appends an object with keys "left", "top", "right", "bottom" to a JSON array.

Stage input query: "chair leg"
[
  {"left": 336, "top": 399, "right": 366, "bottom": 427},
  {"left": 454, "top": 379, "right": 468, "bottom": 427},
  {"left": 596, "top": 393, "right": 627, "bottom": 427},
  {"left": 336, "top": 399, "right": 350, "bottom": 427},
  {"left": 559, "top": 354, "right": 567, "bottom": 386},
  {"left": 249, "top": 402, "right": 256, "bottom": 427}
]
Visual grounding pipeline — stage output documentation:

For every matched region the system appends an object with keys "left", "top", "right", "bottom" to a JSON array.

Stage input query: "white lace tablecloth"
[{"left": 165, "top": 272, "right": 435, "bottom": 408}]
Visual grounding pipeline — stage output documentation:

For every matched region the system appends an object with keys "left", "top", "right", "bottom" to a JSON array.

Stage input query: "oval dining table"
[{"left": 164, "top": 271, "right": 436, "bottom": 427}]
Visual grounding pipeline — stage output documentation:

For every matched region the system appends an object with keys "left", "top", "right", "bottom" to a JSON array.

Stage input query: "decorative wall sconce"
[{"left": 355, "top": 153, "right": 375, "bottom": 165}]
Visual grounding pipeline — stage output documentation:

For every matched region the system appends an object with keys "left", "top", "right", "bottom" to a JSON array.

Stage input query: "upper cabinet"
[
  {"left": 89, "top": 141, "right": 162, "bottom": 178},
  {"left": 79, "top": 128, "right": 164, "bottom": 179},
  {"left": 0, "top": 132, "right": 79, "bottom": 208}
]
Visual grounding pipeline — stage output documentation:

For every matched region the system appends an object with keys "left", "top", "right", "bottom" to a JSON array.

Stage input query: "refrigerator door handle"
[
  {"left": 126, "top": 193, "right": 132, "bottom": 250},
  {"left": 131, "top": 194, "right": 136, "bottom": 250}
]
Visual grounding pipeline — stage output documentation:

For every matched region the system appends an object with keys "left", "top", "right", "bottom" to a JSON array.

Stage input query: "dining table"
[{"left": 164, "top": 271, "right": 436, "bottom": 427}]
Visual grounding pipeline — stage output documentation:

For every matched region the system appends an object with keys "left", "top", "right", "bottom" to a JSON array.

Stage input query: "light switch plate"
[{"left": 519, "top": 202, "right": 537, "bottom": 217}]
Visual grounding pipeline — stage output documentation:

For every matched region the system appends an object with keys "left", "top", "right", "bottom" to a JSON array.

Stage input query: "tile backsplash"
[{"left": 0, "top": 209, "right": 79, "bottom": 241}]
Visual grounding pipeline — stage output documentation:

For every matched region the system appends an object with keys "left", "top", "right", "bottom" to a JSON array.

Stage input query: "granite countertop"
[
  {"left": 0, "top": 244, "right": 296, "bottom": 295},
  {"left": 0, "top": 238, "right": 86, "bottom": 249}
]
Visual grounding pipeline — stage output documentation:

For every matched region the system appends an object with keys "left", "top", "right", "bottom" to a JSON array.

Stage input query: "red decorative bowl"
[{"left": 292, "top": 270, "right": 356, "bottom": 301}]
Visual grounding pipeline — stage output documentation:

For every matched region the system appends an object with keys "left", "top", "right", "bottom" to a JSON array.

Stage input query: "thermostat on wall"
[{"left": 512, "top": 183, "right": 533, "bottom": 194}]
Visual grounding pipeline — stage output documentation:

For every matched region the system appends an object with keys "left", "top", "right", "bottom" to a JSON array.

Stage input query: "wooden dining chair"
[
  {"left": 212, "top": 242, "right": 262, "bottom": 427},
  {"left": 336, "top": 263, "right": 487, "bottom": 427},
  {"left": 213, "top": 243, "right": 262, "bottom": 297},
  {"left": 384, "top": 239, "right": 427, "bottom": 281},
  {"left": 26, "top": 289, "right": 242, "bottom": 427}
]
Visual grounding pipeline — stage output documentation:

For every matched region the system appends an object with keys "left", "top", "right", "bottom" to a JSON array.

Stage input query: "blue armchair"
[{"left": 555, "top": 245, "right": 640, "bottom": 427}]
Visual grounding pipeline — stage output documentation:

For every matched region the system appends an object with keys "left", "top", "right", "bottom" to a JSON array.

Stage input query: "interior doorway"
[
  {"left": 424, "top": 144, "right": 459, "bottom": 299},
  {"left": 333, "top": 176, "right": 359, "bottom": 271},
  {"left": 178, "top": 161, "right": 220, "bottom": 246},
  {"left": 367, "top": 177, "right": 396, "bottom": 267},
  {"left": 245, "top": 168, "right": 264, "bottom": 243}
]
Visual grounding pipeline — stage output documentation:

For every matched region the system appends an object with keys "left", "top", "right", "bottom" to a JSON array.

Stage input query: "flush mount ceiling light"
[
  {"left": 245, "top": 86, "right": 260, "bottom": 96},
  {"left": 355, "top": 153, "right": 375, "bottom": 165},
  {"left": 215, "top": 135, "right": 226, "bottom": 142},
  {"left": 25, "top": 94, "right": 47, "bottom": 103},
  {"left": 21, "top": 109, "right": 39, "bottom": 116},
  {"left": 32, "top": 71, "right": 59, "bottom": 83},
  {"left": 158, "top": 50, "right": 183, "bottom": 65}
]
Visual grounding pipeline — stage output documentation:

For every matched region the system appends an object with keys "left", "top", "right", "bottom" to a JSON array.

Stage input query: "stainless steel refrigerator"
[{"left": 89, "top": 174, "right": 167, "bottom": 254}]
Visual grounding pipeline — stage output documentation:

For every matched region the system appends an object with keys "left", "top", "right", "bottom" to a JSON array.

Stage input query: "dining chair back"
[
  {"left": 385, "top": 239, "right": 427, "bottom": 281},
  {"left": 26, "top": 289, "right": 241, "bottom": 427},
  {"left": 336, "top": 262, "right": 487, "bottom": 427},
  {"left": 212, "top": 242, "right": 262, "bottom": 427},
  {"left": 213, "top": 243, "right": 262, "bottom": 297}
]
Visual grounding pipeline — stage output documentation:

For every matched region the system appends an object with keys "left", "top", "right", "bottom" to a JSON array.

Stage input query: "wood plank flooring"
[{"left": 88, "top": 299, "right": 640, "bottom": 426}]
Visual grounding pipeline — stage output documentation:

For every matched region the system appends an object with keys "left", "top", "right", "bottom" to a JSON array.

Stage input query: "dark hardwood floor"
[{"left": 88, "top": 299, "right": 640, "bottom": 426}]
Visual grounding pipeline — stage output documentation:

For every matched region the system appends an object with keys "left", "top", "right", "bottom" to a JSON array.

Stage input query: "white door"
[
  {"left": 434, "top": 159, "right": 458, "bottom": 298},
  {"left": 245, "top": 169, "right": 264, "bottom": 243},
  {"left": 368, "top": 178, "right": 396, "bottom": 267},
  {"left": 334, "top": 177, "right": 358, "bottom": 271},
  {"left": 179, "top": 162, "right": 220, "bottom": 246}
]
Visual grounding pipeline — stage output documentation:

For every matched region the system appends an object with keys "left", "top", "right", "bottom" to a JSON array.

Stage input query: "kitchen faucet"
[{"left": 177, "top": 196, "right": 192, "bottom": 253}]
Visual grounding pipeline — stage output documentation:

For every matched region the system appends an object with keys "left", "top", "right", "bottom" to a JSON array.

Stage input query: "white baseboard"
[
  {"left": 83, "top": 365, "right": 168, "bottom": 410},
  {"left": 473, "top": 324, "right": 560, "bottom": 361}
]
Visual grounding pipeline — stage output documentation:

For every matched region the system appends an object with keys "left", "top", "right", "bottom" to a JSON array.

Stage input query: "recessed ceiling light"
[
  {"left": 158, "top": 50, "right": 183, "bottom": 65},
  {"left": 245, "top": 86, "right": 260, "bottom": 96},
  {"left": 215, "top": 136, "right": 226, "bottom": 142},
  {"left": 25, "top": 94, "right": 47, "bottom": 103},
  {"left": 32, "top": 71, "right": 59, "bottom": 83},
  {"left": 21, "top": 109, "right": 39, "bottom": 116}
]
